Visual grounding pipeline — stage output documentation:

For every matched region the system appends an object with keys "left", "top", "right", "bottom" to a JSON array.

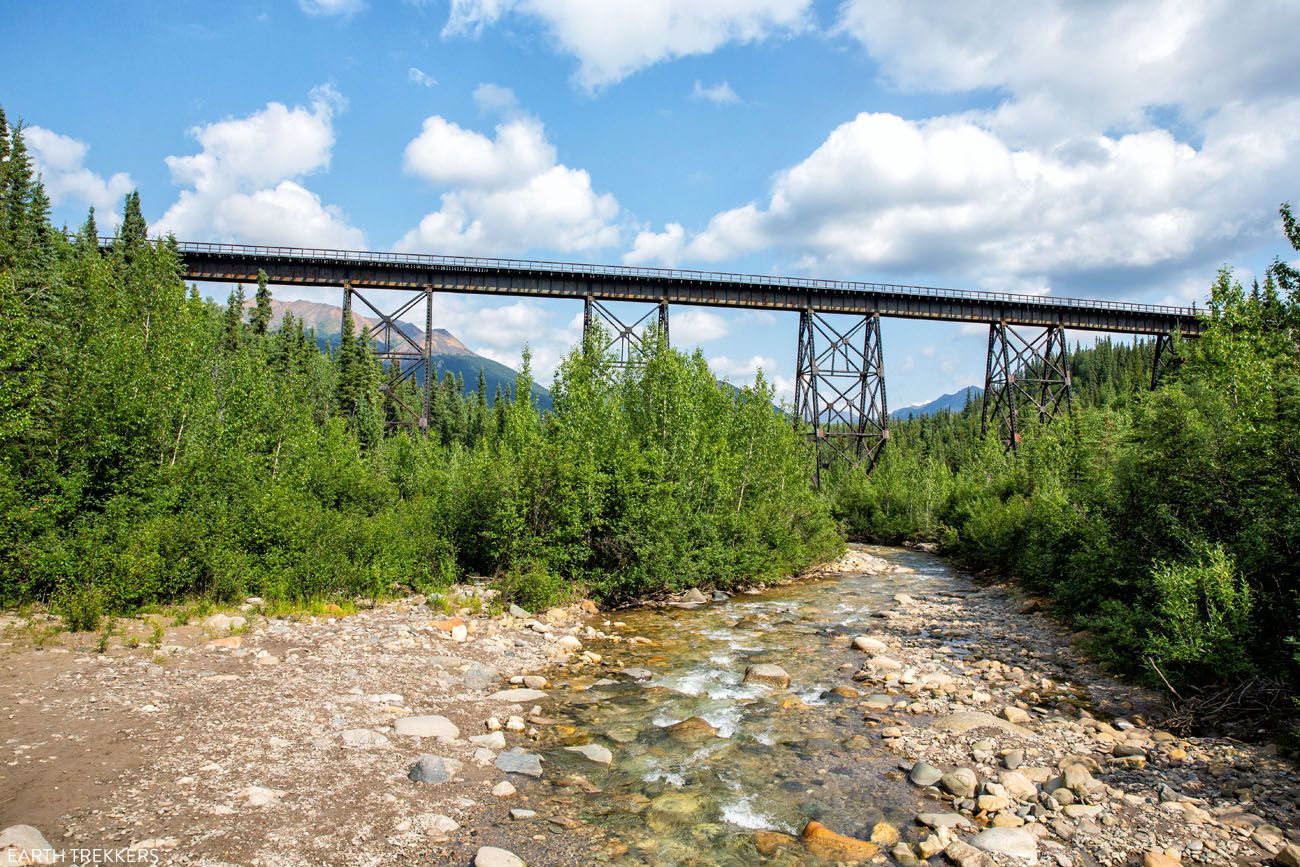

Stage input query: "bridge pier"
[
  {"left": 582, "top": 296, "right": 669, "bottom": 371},
  {"left": 981, "top": 321, "right": 1071, "bottom": 451},
  {"left": 342, "top": 283, "right": 435, "bottom": 432},
  {"left": 1151, "top": 332, "right": 1177, "bottom": 389},
  {"left": 794, "top": 310, "right": 889, "bottom": 485}
]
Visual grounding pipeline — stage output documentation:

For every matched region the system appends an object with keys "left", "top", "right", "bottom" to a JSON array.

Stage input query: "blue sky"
[{"left": 5, "top": 0, "right": 1299, "bottom": 406}]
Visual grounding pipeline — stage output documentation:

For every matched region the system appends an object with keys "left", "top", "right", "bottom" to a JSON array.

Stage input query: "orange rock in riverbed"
[
  {"left": 428, "top": 618, "right": 465, "bottom": 632},
  {"left": 800, "top": 821, "right": 879, "bottom": 862},
  {"left": 754, "top": 831, "right": 798, "bottom": 856}
]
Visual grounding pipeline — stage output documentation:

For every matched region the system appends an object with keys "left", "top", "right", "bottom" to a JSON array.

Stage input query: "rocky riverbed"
[{"left": 2, "top": 545, "right": 1299, "bottom": 866}]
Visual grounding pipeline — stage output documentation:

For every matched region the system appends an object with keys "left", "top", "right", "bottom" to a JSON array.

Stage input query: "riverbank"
[{"left": 2, "top": 547, "right": 1298, "bottom": 865}]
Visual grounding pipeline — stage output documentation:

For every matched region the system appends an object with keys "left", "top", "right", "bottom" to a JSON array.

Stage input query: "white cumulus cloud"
[
  {"left": 298, "top": 0, "right": 365, "bottom": 17},
  {"left": 835, "top": 0, "right": 1300, "bottom": 145},
  {"left": 443, "top": 0, "right": 811, "bottom": 90},
  {"left": 155, "top": 86, "right": 365, "bottom": 248},
  {"left": 408, "top": 67, "right": 437, "bottom": 87},
  {"left": 627, "top": 102, "right": 1300, "bottom": 296},
  {"left": 25, "top": 126, "right": 134, "bottom": 229},
  {"left": 691, "top": 80, "right": 739, "bottom": 105},
  {"left": 396, "top": 90, "right": 620, "bottom": 256}
]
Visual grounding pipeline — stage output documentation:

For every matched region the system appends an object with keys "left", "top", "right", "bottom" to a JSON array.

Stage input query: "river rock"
[
  {"left": 463, "top": 662, "right": 500, "bottom": 690},
  {"left": 492, "top": 781, "right": 517, "bottom": 798},
  {"left": 909, "top": 761, "right": 944, "bottom": 787},
  {"left": 999, "top": 771, "right": 1038, "bottom": 800},
  {"left": 508, "top": 604, "right": 531, "bottom": 618},
  {"left": 1277, "top": 844, "right": 1300, "bottom": 867},
  {"left": 865, "top": 655, "right": 902, "bottom": 670},
  {"left": 470, "top": 732, "right": 506, "bottom": 750},
  {"left": 509, "top": 808, "right": 536, "bottom": 820},
  {"left": 665, "top": 716, "right": 718, "bottom": 740},
  {"left": 852, "top": 635, "right": 888, "bottom": 652},
  {"left": 487, "top": 688, "right": 548, "bottom": 703},
  {"left": 565, "top": 743, "right": 613, "bottom": 765},
  {"left": 917, "top": 812, "right": 973, "bottom": 830},
  {"left": 1062, "top": 763, "right": 1094, "bottom": 796},
  {"left": 341, "top": 728, "right": 390, "bottom": 748},
  {"left": 1144, "top": 853, "right": 1182, "bottom": 867},
  {"left": 205, "top": 613, "right": 247, "bottom": 632},
  {"left": 930, "top": 711, "right": 1030, "bottom": 737},
  {"left": 407, "top": 755, "right": 461, "bottom": 784},
  {"left": 555, "top": 635, "right": 582, "bottom": 651},
  {"left": 945, "top": 840, "right": 996, "bottom": 867},
  {"left": 620, "top": 668, "right": 653, "bottom": 681},
  {"left": 521, "top": 675, "right": 548, "bottom": 689},
  {"left": 754, "top": 831, "right": 798, "bottom": 856},
  {"left": 800, "top": 821, "right": 879, "bottom": 861},
  {"left": 941, "top": 767, "right": 979, "bottom": 799},
  {"left": 680, "top": 588, "right": 708, "bottom": 604},
  {"left": 495, "top": 748, "right": 543, "bottom": 777},
  {"left": 394, "top": 715, "right": 459, "bottom": 740},
  {"left": 474, "top": 846, "right": 525, "bottom": 867},
  {"left": 1001, "top": 705, "right": 1031, "bottom": 724},
  {"left": 0, "top": 825, "right": 54, "bottom": 864},
  {"left": 743, "top": 664, "right": 791, "bottom": 687},
  {"left": 970, "top": 827, "right": 1037, "bottom": 859}
]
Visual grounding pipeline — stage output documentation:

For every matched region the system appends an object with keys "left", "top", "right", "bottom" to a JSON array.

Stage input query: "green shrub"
[
  {"left": 493, "top": 560, "right": 572, "bottom": 612},
  {"left": 54, "top": 584, "right": 104, "bottom": 632},
  {"left": 1144, "top": 543, "right": 1255, "bottom": 682}
]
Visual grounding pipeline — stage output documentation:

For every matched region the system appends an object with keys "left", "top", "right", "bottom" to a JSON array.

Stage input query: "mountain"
[
  {"left": 257, "top": 298, "right": 551, "bottom": 408},
  {"left": 891, "top": 386, "right": 981, "bottom": 420}
]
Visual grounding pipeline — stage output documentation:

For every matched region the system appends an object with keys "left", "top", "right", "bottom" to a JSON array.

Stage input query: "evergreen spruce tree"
[
  {"left": 223, "top": 285, "right": 246, "bottom": 351},
  {"left": 336, "top": 305, "right": 358, "bottom": 412},
  {"left": 119, "top": 191, "right": 147, "bottom": 247},
  {"left": 76, "top": 207, "right": 99, "bottom": 254},
  {"left": 251, "top": 269, "right": 273, "bottom": 336}
]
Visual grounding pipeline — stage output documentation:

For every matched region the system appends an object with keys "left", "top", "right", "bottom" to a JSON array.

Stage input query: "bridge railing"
[{"left": 102, "top": 237, "right": 1198, "bottom": 320}]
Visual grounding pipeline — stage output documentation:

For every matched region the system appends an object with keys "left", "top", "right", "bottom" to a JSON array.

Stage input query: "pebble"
[
  {"left": 488, "top": 688, "right": 548, "bottom": 703},
  {"left": 340, "top": 728, "right": 390, "bottom": 748},
  {"left": 407, "top": 755, "right": 461, "bottom": 785},
  {"left": 970, "top": 827, "right": 1037, "bottom": 859},
  {"left": 909, "top": 761, "right": 944, "bottom": 787},
  {"left": 495, "top": 748, "right": 543, "bottom": 777},
  {"left": 394, "top": 715, "right": 459, "bottom": 740},
  {"left": 491, "top": 781, "right": 517, "bottom": 798},
  {"left": 473, "top": 846, "right": 525, "bottom": 867},
  {"left": 470, "top": 732, "right": 507, "bottom": 750},
  {"left": 565, "top": 743, "right": 613, "bottom": 765},
  {"left": 742, "top": 663, "right": 791, "bottom": 687}
]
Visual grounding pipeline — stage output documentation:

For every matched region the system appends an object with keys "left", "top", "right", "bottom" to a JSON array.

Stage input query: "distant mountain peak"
[{"left": 892, "top": 385, "right": 981, "bottom": 420}]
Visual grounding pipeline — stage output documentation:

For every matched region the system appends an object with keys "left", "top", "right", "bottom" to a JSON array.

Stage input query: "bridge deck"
[{"left": 163, "top": 240, "right": 1199, "bottom": 335}]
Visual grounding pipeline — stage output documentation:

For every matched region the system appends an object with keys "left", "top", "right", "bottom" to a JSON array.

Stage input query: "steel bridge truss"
[
  {"left": 343, "top": 283, "right": 434, "bottom": 431},
  {"left": 981, "top": 321, "right": 1072, "bottom": 452},
  {"left": 794, "top": 311, "right": 889, "bottom": 483},
  {"left": 582, "top": 296, "right": 669, "bottom": 371},
  {"left": 1151, "top": 332, "right": 1179, "bottom": 389}
]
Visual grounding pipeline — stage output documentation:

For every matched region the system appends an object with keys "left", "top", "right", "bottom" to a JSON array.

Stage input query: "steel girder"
[
  {"left": 343, "top": 283, "right": 434, "bottom": 431},
  {"left": 582, "top": 296, "right": 669, "bottom": 371},
  {"left": 794, "top": 310, "right": 889, "bottom": 484},
  {"left": 981, "top": 321, "right": 1072, "bottom": 452}
]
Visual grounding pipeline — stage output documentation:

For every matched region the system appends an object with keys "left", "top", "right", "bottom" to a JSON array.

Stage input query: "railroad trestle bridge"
[{"left": 166, "top": 240, "right": 1202, "bottom": 470}]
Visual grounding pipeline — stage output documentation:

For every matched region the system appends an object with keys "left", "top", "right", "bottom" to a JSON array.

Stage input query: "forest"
[{"left": 1, "top": 107, "right": 1298, "bottom": 725}]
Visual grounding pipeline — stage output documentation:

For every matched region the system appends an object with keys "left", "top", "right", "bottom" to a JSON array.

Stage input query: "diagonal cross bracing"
[
  {"left": 981, "top": 321, "right": 1071, "bottom": 451},
  {"left": 794, "top": 310, "right": 889, "bottom": 484},
  {"left": 582, "top": 297, "right": 669, "bottom": 370}
]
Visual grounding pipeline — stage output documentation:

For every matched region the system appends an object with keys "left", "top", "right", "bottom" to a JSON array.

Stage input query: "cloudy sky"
[{"left": 5, "top": 0, "right": 1298, "bottom": 405}]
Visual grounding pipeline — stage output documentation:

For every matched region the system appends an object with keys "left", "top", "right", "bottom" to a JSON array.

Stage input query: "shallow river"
[{"left": 527, "top": 545, "right": 970, "bottom": 864}]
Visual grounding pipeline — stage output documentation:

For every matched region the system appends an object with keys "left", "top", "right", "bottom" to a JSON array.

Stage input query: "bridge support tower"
[
  {"left": 342, "top": 283, "right": 435, "bottom": 432},
  {"left": 794, "top": 310, "right": 889, "bottom": 486},
  {"left": 1151, "top": 332, "right": 1178, "bottom": 389},
  {"left": 981, "top": 321, "right": 1071, "bottom": 452},
  {"left": 582, "top": 296, "right": 669, "bottom": 372}
]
